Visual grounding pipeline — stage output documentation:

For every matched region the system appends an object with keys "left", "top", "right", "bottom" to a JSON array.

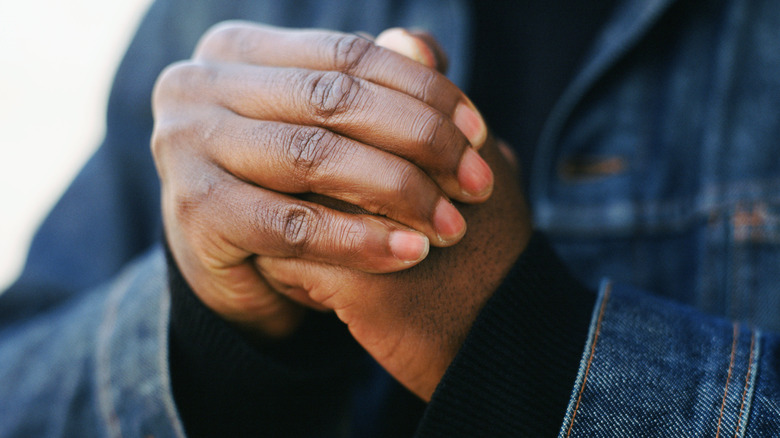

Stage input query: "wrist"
[{"left": 417, "top": 231, "right": 596, "bottom": 436}]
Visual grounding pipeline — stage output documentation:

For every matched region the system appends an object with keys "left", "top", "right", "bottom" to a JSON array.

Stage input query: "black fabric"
[
  {"left": 415, "top": 233, "right": 595, "bottom": 437},
  {"left": 167, "top": 232, "right": 594, "bottom": 437},
  {"left": 166, "top": 243, "right": 367, "bottom": 438},
  {"left": 468, "top": 0, "right": 619, "bottom": 186}
]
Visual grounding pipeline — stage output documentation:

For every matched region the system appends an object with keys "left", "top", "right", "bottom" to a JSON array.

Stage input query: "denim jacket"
[{"left": 2, "top": 0, "right": 780, "bottom": 435}]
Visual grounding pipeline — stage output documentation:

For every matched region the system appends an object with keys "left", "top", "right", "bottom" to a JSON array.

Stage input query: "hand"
[
  {"left": 256, "top": 133, "right": 532, "bottom": 400},
  {"left": 254, "top": 28, "right": 532, "bottom": 399},
  {"left": 151, "top": 22, "right": 493, "bottom": 338}
]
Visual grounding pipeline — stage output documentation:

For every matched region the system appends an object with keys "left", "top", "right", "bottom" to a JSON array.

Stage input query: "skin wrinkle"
[
  {"left": 330, "top": 34, "right": 375, "bottom": 75},
  {"left": 307, "top": 71, "right": 362, "bottom": 121},
  {"left": 286, "top": 126, "right": 331, "bottom": 185}
]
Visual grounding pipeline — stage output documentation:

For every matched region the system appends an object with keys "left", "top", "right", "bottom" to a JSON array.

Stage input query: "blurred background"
[{"left": 0, "top": 0, "right": 152, "bottom": 290}]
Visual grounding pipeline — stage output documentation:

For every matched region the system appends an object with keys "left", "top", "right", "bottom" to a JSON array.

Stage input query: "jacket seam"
[
  {"left": 733, "top": 330, "right": 757, "bottom": 438},
  {"left": 715, "top": 323, "right": 739, "bottom": 438},
  {"left": 565, "top": 282, "right": 612, "bottom": 437}
]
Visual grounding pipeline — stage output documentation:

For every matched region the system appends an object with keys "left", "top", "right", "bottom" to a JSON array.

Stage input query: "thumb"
[{"left": 375, "top": 28, "right": 448, "bottom": 73}]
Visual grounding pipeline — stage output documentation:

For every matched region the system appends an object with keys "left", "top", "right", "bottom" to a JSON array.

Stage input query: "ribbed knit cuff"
[
  {"left": 164, "top": 242, "right": 364, "bottom": 437},
  {"left": 416, "top": 232, "right": 596, "bottom": 437}
]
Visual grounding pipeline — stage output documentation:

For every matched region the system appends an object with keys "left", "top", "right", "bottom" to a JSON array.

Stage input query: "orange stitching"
[
  {"left": 715, "top": 323, "right": 740, "bottom": 438},
  {"left": 733, "top": 330, "right": 756, "bottom": 438},
  {"left": 565, "top": 283, "right": 612, "bottom": 438}
]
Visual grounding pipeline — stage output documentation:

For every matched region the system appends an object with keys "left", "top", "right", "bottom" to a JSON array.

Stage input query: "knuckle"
[
  {"left": 151, "top": 113, "right": 221, "bottom": 168},
  {"left": 150, "top": 118, "right": 188, "bottom": 169},
  {"left": 171, "top": 173, "right": 221, "bottom": 227},
  {"left": 196, "top": 20, "right": 247, "bottom": 58},
  {"left": 328, "top": 34, "right": 373, "bottom": 73},
  {"left": 149, "top": 125, "right": 169, "bottom": 164},
  {"left": 153, "top": 61, "right": 190, "bottom": 106},
  {"left": 282, "top": 126, "right": 332, "bottom": 181},
  {"left": 305, "top": 71, "right": 362, "bottom": 120},
  {"left": 275, "top": 204, "right": 320, "bottom": 256},
  {"left": 153, "top": 61, "right": 217, "bottom": 107},
  {"left": 172, "top": 190, "right": 200, "bottom": 226}
]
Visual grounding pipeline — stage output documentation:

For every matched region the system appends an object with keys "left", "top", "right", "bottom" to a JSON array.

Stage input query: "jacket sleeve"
[
  {"left": 0, "top": 247, "right": 185, "bottom": 436},
  {"left": 415, "top": 235, "right": 780, "bottom": 437},
  {"left": 0, "top": 0, "right": 183, "bottom": 324},
  {"left": 555, "top": 281, "right": 780, "bottom": 437}
]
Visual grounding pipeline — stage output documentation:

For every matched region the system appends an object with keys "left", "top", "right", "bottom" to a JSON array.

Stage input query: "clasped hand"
[{"left": 152, "top": 22, "right": 531, "bottom": 400}]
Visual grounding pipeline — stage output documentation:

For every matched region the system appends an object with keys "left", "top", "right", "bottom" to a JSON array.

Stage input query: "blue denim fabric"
[
  {"left": 3, "top": 0, "right": 780, "bottom": 435},
  {"left": 562, "top": 281, "right": 768, "bottom": 436},
  {"left": 534, "top": 0, "right": 780, "bottom": 332},
  {"left": 0, "top": 249, "right": 182, "bottom": 436},
  {"left": 536, "top": 1, "right": 780, "bottom": 434}
]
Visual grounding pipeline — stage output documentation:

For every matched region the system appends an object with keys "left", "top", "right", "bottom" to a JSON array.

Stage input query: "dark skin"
[{"left": 152, "top": 22, "right": 532, "bottom": 401}]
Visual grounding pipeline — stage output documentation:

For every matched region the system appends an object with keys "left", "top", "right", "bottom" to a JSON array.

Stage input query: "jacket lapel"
[{"left": 531, "top": 0, "right": 678, "bottom": 204}]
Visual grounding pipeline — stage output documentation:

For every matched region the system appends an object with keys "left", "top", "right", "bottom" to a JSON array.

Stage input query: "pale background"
[{"left": 0, "top": 0, "right": 153, "bottom": 290}]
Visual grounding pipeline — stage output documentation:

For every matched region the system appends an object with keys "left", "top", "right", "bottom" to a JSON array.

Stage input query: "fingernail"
[
  {"left": 433, "top": 198, "right": 466, "bottom": 244},
  {"left": 389, "top": 230, "right": 430, "bottom": 263},
  {"left": 458, "top": 148, "right": 494, "bottom": 199},
  {"left": 375, "top": 28, "right": 435, "bottom": 67},
  {"left": 453, "top": 100, "right": 487, "bottom": 149}
]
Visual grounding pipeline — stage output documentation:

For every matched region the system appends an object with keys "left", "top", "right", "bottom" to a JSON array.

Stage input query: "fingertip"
[
  {"left": 457, "top": 148, "right": 494, "bottom": 201},
  {"left": 432, "top": 198, "right": 467, "bottom": 246},
  {"left": 375, "top": 28, "right": 437, "bottom": 69},
  {"left": 388, "top": 230, "right": 430, "bottom": 264},
  {"left": 453, "top": 100, "right": 488, "bottom": 150},
  {"left": 407, "top": 30, "right": 449, "bottom": 73}
]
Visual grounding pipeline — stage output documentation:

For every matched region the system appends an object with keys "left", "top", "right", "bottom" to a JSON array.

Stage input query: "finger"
[
  {"left": 170, "top": 162, "right": 431, "bottom": 274},
  {"left": 170, "top": 62, "right": 493, "bottom": 203},
  {"left": 164, "top": 195, "right": 305, "bottom": 338},
  {"left": 257, "top": 260, "right": 331, "bottom": 311},
  {"left": 255, "top": 256, "right": 358, "bottom": 312},
  {"left": 375, "top": 28, "right": 448, "bottom": 74},
  {"left": 408, "top": 30, "right": 449, "bottom": 73},
  {"left": 194, "top": 22, "right": 487, "bottom": 149},
  {"left": 205, "top": 112, "right": 466, "bottom": 246},
  {"left": 183, "top": 254, "right": 306, "bottom": 338}
]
